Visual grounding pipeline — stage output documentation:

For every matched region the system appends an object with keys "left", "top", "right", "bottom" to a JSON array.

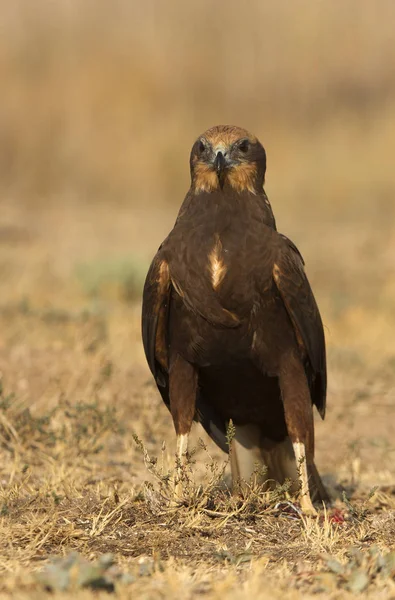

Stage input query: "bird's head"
[{"left": 189, "top": 125, "right": 266, "bottom": 195}]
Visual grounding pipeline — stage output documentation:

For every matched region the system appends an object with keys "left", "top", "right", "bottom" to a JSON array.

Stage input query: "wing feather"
[
  {"left": 141, "top": 248, "right": 229, "bottom": 452},
  {"left": 141, "top": 252, "right": 170, "bottom": 388},
  {"left": 273, "top": 237, "right": 327, "bottom": 418}
]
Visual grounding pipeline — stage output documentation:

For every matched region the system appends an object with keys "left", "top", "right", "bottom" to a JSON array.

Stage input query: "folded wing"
[
  {"left": 141, "top": 248, "right": 230, "bottom": 452},
  {"left": 272, "top": 237, "right": 327, "bottom": 418}
]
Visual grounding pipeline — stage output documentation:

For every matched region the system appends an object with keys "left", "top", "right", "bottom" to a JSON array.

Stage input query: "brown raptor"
[{"left": 142, "top": 125, "right": 328, "bottom": 514}]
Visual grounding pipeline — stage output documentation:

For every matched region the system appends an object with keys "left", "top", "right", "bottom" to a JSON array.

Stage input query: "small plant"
[{"left": 133, "top": 432, "right": 301, "bottom": 527}]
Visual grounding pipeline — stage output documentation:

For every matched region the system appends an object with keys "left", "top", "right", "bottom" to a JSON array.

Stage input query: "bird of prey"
[{"left": 142, "top": 125, "right": 328, "bottom": 514}]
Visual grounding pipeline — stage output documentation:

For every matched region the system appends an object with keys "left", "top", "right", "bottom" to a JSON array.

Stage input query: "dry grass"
[{"left": 0, "top": 1, "right": 395, "bottom": 597}]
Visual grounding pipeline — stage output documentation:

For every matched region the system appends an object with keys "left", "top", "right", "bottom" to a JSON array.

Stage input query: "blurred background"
[{"left": 0, "top": 0, "right": 395, "bottom": 482}]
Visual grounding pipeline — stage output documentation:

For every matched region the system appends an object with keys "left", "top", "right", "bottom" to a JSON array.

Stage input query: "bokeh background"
[{"left": 1, "top": 0, "right": 395, "bottom": 487}]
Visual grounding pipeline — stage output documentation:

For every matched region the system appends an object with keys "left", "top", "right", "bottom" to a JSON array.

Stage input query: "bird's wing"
[
  {"left": 141, "top": 250, "right": 171, "bottom": 389},
  {"left": 272, "top": 236, "right": 327, "bottom": 418},
  {"left": 141, "top": 247, "right": 230, "bottom": 453}
]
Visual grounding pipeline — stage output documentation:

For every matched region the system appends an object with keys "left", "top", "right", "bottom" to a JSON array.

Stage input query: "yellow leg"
[
  {"left": 173, "top": 433, "right": 189, "bottom": 500},
  {"left": 293, "top": 441, "right": 317, "bottom": 516}
]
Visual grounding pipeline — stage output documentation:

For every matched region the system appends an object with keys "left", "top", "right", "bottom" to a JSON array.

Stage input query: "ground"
[{"left": 0, "top": 195, "right": 394, "bottom": 600}]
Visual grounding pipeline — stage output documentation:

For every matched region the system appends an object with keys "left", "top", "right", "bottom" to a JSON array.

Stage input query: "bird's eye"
[
  {"left": 199, "top": 140, "right": 206, "bottom": 153},
  {"left": 238, "top": 139, "right": 249, "bottom": 153}
]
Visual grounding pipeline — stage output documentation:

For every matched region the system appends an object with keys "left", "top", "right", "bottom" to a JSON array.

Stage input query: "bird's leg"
[
  {"left": 169, "top": 353, "right": 198, "bottom": 501},
  {"left": 279, "top": 351, "right": 317, "bottom": 516}
]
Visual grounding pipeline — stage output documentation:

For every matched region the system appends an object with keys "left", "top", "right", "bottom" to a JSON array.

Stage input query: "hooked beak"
[{"left": 213, "top": 151, "right": 227, "bottom": 189}]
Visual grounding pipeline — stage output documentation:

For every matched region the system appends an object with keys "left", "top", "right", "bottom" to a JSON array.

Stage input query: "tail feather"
[
  {"left": 260, "top": 436, "right": 299, "bottom": 489},
  {"left": 230, "top": 426, "right": 329, "bottom": 505},
  {"left": 229, "top": 424, "right": 264, "bottom": 488}
]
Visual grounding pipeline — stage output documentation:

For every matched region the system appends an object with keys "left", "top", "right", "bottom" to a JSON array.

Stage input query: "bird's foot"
[{"left": 299, "top": 494, "right": 318, "bottom": 516}]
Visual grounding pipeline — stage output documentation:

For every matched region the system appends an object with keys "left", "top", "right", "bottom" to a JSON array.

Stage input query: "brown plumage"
[{"left": 142, "top": 125, "right": 328, "bottom": 513}]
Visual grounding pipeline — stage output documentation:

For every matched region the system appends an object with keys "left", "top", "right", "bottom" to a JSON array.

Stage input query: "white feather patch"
[{"left": 209, "top": 236, "right": 227, "bottom": 290}]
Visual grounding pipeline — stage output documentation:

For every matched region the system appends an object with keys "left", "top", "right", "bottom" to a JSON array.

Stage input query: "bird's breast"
[{"left": 203, "top": 230, "right": 272, "bottom": 309}]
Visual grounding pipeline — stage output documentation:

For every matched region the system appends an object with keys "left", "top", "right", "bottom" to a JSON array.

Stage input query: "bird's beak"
[{"left": 213, "top": 151, "right": 227, "bottom": 189}]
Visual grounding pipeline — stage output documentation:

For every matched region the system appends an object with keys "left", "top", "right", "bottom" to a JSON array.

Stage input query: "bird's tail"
[{"left": 229, "top": 424, "right": 329, "bottom": 504}]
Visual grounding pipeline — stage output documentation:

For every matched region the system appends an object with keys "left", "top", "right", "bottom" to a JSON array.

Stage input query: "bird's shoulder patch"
[
  {"left": 208, "top": 234, "right": 227, "bottom": 290},
  {"left": 157, "top": 259, "right": 170, "bottom": 287},
  {"left": 272, "top": 262, "right": 281, "bottom": 282},
  {"left": 154, "top": 260, "right": 170, "bottom": 371}
]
